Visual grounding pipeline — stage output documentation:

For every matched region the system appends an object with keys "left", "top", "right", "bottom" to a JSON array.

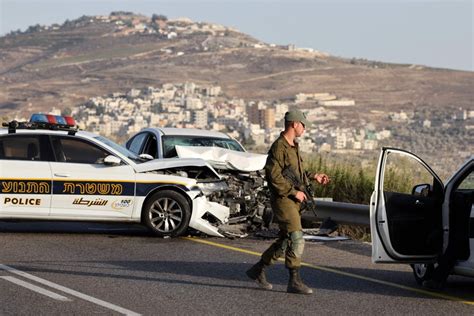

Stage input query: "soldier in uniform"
[{"left": 246, "top": 109, "right": 330, "bottom": 295}]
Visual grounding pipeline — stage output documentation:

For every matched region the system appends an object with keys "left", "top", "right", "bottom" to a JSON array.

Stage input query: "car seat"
[{"left": 26, "top": 143, "right": 39, "bottom": 160}]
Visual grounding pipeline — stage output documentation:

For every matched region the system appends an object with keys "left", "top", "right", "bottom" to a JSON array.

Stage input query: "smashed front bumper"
[{"left": 190, "top": 196, "right": 230, "bottom": 237}]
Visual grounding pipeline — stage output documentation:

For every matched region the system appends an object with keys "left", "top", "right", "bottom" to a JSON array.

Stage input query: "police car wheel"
[
  {"left": 143, "top": 190, "right": 191, "bottom": 237},
  {"left": 411, "top": 263, "right": 435, "bottom": 285}
]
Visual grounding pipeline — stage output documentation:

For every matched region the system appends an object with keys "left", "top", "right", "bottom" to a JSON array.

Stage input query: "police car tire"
[
  {"left": 143, "top": 190, "right": 191, "bottom": 237},
  {"left": 411, "top": 263, "right": 434, "bottom": 285}
]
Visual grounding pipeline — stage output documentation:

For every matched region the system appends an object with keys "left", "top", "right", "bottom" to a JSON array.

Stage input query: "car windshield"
[
  {"left": 93, "top": 135, "right": 144, "bottom": 163},
  {"left": 162, "top": 135, "right": 245, "bottom": 158}
]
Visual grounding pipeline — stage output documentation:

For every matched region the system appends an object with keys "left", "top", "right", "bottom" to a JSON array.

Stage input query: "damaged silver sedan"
[{"left": 126, "top": 128, "right": 272, "bottom": 237}]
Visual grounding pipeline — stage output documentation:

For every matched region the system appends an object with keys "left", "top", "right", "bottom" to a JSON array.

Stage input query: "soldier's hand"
[
  {"left": 315, "top": 173, "right": 330, "bottom": 185},
  {"left": 295, "top": 191, "right": 307, "bottom": 202}
]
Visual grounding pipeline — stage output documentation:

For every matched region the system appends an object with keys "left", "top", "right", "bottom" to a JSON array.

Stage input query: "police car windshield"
[{"left": 93, "top": 136, "right": 144, "bottom": 163}]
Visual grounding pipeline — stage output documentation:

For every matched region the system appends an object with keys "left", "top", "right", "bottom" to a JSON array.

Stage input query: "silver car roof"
[{"left": 143, "top": 127, "right": 232, "bottom": 139}]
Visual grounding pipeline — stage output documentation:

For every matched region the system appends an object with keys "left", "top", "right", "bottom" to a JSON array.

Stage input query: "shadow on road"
[{"left": 6, "top": 259, "right": 473, "bottom": 300}]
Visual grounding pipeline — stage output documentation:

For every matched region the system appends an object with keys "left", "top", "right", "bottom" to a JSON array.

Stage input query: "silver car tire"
[{"left": 143, "top": 190, "right": 191, "bottom": 237}]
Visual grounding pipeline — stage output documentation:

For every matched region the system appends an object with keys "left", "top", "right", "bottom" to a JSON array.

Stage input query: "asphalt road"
[{"left": 0, "top": 221, "right": 473, "bottom": 315}]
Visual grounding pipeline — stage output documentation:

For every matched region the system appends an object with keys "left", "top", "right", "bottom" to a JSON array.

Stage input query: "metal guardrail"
[{"left": 301, "top": 200, "right": 370, "bottom": 226}]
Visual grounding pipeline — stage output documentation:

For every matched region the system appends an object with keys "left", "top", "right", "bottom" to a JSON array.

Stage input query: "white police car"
[
  {"left": 370, "top": 147, "right": 473, "bottom": 286},
  {"left": 0, "top": 114, "right": 230, "bottom": 237}
]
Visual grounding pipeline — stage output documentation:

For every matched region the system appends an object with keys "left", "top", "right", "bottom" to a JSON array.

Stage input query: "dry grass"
[
  {"left": 33, "top": 43, "right": 164, "bottom": 69},
  {"left": 338, "top": 224, "right": 371, "bottom": 242}
]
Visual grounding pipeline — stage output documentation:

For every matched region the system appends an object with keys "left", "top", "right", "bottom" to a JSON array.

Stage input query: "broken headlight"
[{"left": 196, "top": 179, "right": 229, "bottom": 195}]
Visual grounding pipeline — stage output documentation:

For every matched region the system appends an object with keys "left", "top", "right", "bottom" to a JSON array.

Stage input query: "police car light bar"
[
  {"left": 30, "top": 113, "right": 76, "bottom": 127},
  {"left": 2, "top": 113, "right": 78, "bottom": 134}
]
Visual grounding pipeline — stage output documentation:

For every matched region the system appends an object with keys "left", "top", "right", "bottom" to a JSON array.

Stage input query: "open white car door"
[{"left": 370, "top": 147, "right": 445, "bottom": 263}]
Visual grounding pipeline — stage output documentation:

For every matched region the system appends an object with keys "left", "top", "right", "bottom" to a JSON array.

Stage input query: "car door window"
[
  {"left": 0, "top": 135, "right": 42, "bottom": 161},
  {"left": 142, "top": 135, "right": 158, "bottom": 158},
  {"left": 449, "top": 168, "right": 473, "bottom": 260},
  {"left": 128, "top": 133, "right": 148, "bottom": 154},
  {"left": 457, "top": 171, "right": 474, "bottom": 190},
  {"left": 383, "top": 152, "right": 435, "bottom": 194},
  {"left": 51, "top": 136, "right": 109, "bottom": 164}
]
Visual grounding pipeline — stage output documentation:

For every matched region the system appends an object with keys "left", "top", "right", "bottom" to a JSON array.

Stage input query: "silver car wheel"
[{"left": 149, "top": 197, "right": 184, "bottom": 233}]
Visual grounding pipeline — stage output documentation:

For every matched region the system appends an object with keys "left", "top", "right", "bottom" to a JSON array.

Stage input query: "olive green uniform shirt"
[{"left": 265, "top": 133, "right": 315, "bottom": 232}]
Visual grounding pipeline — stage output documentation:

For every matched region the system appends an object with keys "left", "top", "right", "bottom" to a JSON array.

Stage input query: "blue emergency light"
[{"left": 29, "top": 113, "right": 76, "bottom": 127}]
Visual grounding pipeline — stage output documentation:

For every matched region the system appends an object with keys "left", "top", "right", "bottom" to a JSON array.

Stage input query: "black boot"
[
  {"left": 246, "top": 260, "right": 273, "bottom": 290},
  {"left": 287, "top": 268, "right": 313, "bottom": 294}
]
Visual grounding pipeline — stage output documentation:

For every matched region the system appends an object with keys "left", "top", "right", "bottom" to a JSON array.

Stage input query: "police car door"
[
  {"left": 49, "top": 135, "right": 136, "bottom": 219},
  {"left": 371, "top": 147, "right": 444, "bottom": 263},
  {"left": 0, "top": 134, "right": 52, "bottom": 216}
]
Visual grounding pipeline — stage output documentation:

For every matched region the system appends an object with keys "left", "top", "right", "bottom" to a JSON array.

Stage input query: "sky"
[{"left": 0, "top": 0, "right": 472, "bottom": 71}]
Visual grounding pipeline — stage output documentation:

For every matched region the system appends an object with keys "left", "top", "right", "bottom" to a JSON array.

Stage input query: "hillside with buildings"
[{"left": 0, "top": 12, "right": 472, "bottom": 178}]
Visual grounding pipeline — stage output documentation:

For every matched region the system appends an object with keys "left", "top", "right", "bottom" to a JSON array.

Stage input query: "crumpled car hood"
[
  {"left": 175, "top": 145, "right": 267, "bottom": 172},
  {"left": 133, "top": 157, "right": 220, "bottom": 176}
]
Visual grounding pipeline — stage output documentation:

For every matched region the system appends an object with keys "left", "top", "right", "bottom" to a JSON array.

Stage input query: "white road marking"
[
  {"left": 0, "top": 276, "right": 71, "bottom": 301},
  {"left": 0, "top": 264, "right": 141, "bottom": 316}
]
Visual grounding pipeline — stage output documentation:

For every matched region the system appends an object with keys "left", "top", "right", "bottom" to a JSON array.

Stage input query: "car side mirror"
[
  {"left": 412, "top": 183, "right": 431, "bottom": 197},
  {"left": 104, "top": 155, "right": 121, "bottom": 166},
  {"left": 139, "top": 153, "right": 154, "bottom": 160}
]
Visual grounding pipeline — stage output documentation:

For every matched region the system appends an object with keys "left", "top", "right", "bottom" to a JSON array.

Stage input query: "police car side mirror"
[{"left": 104, "top": 155, "right": 122, "bottom": 166}]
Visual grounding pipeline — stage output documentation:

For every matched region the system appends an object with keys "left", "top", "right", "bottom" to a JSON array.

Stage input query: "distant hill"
[
  {"left": 1, "top": 12, "right": 472, "bottom": 118},
  {"left": 0, "top": 12, "right": 473, "bottom": 177}
]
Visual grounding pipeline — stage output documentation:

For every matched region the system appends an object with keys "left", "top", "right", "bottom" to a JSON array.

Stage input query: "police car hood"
[
  {"left": 133, "top": 157, "right": 220, "bottom": 177},
  {"left": 175, "top": 145, "right": 267, "bottom": 172}
]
